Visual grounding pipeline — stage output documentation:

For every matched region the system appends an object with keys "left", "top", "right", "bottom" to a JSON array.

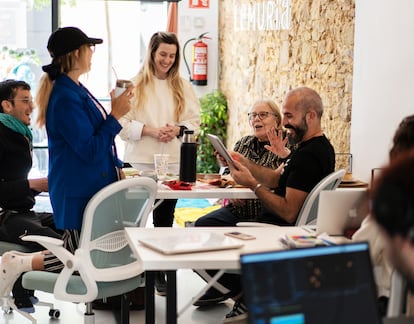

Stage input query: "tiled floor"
[{"left": 2, "top": 269, "right": 234, "bottom": 324}]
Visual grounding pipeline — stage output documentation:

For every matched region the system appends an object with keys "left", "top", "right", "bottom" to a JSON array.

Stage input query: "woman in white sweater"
[{"left": 118, "top": 32, "right": 200, "bottom": 294}]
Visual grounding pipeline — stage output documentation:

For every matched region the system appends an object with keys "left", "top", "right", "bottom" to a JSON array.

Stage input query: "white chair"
[
  {"left": 237, "top": 169, "right": 346, "bottom": 227},
  {"left": 0, "top": 241, "right": 57, "bottom": 323},
  {"left": 387, "top": 270, "right": 407, "bottom": 317},
  {"left": 19, "top": 177, "right": 157, "bottom": 324}
]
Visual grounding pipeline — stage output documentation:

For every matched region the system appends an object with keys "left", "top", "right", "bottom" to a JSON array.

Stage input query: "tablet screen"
[{"left": 206, "top": 134, "right": 239, "bottom": 170}]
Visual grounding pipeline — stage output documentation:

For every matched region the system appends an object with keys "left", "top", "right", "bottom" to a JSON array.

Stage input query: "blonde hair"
[
  {"left": 131, "top": 32, "right": 185, "bottom": 121},
  {"left": 36, "top": 45, "right": 90, "bottom": 127}
]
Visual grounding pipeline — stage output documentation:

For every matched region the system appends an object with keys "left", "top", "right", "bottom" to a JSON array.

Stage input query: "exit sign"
[{"left": 189, "top": 0, "right": 209, "bottom": 9}]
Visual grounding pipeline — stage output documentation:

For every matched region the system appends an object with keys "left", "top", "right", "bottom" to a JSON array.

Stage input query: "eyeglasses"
[
  {"left": 248, "top": 111, "right": 276, "bottom": 121},
  {"left": 9, "top": 98, "right": 34, "bottom": 105}
]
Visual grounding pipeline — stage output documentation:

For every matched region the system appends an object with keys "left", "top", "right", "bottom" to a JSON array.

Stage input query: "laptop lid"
[
  {"left": 316, "top": 190, "right": 369, "bottom": 235},
  {"left": 240, "top": 242, "right": 381, "bottom": 324},
  {"left": 138, "top": 231, "right": 244, "bottom": 255}
]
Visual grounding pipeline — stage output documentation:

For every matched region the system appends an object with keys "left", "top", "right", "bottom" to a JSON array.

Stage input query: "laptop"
[
  {"left": 315, "top": 189, "right": 369, "bottom": 235},
  {"left": 138, "top": 231, "right": 244, "bottom": 255},
  {"left": 240, "top": 242, "right": 382, "bottom": 324}
]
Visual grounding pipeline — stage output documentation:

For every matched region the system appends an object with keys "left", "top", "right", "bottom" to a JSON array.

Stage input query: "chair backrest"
[
  {"left": 53, "top": 177, "right": 157, "bottom": 301},
  {"left": 295, "top": 169, "right": 346, "bottom": 226},
  {"left": 387, "top": 270, "right": 407, "bottom": 317}
]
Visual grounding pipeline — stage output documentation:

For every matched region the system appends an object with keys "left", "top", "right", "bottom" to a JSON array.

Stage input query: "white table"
[
  {"left": 125, "top": 226, "right": 308, "bottom": 324},
  {"left": 156, "top": 181, "right": 256, "bottom": 200}
]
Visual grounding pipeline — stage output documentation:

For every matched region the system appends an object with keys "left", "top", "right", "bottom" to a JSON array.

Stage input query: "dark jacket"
[{"left": 0, "top": 123, "right": 35, "bottom": 211}]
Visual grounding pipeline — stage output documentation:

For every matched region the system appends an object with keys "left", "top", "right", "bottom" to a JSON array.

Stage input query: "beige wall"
[{"left": 218, "top": 0, "right": 355, "bottom": 168}]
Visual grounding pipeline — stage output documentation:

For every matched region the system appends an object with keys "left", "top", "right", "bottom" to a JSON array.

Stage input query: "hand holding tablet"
[{"left": 206, "top": 134, "right": 239, "bottom": 170}]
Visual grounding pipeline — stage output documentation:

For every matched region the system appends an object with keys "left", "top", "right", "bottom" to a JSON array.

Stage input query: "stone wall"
[{"left": 218, "top": 0, "right": 355, "bottom": 169}]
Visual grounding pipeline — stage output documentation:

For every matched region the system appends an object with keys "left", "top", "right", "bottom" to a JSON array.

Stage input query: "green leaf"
[{"left": 197, "top": 89, "right": 228, "bottom": 173}]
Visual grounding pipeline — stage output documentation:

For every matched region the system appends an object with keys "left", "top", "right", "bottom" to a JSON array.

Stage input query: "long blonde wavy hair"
[
  {"left": 36, "top": 45, "right": 90, "bottom": 127},
  {"left": 131, "top": 32, "right": 185, "bottom": 122}
]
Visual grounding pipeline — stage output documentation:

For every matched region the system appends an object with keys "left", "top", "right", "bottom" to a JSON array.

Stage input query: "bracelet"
[{"left": 253, "top": 183, "right": 263, "bottom": 194}]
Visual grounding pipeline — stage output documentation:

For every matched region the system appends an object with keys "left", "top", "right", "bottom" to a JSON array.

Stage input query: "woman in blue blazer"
[{"left": 0, "top": 27, "right": 132, "bottom": 297}]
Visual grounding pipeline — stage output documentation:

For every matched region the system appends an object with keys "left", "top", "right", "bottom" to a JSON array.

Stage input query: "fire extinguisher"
[{"left": 183, "top": 32, "right": 210, "bottom": 86}]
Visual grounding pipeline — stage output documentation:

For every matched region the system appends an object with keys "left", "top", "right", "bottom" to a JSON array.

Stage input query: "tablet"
[{"left": 206, "top": 134, "right": 239, "bottom": 170}]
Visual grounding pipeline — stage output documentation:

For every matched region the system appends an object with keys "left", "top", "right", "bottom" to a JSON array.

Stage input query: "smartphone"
[{"left": 225, "top": 231, "right": 256, "bottom": 240}]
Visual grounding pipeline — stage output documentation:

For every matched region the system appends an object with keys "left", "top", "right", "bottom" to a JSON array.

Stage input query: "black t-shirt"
[{"left": 258, "top": 135, "right": 335, "bottom": 225}]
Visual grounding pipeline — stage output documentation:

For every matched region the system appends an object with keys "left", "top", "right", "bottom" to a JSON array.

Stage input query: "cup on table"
[
  {"left": 114, "top": 79, "right": 133, "bottom": 97},
  {"left": 154, "top": 154, "right": 169, "bottom": 179}
]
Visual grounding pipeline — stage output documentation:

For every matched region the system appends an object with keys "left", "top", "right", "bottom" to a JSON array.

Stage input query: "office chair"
[
  {"left": 0, "top": 229, "right": 60, "bottom": 322},
  {"left": 237, "top": 168, "right": 346, "bottom": 227},
  {"left": 387, "top": 270, "right": 407, "bottom": 317},
  {"left": 18, "top": 177, "right": 157, "bottom": 324}
]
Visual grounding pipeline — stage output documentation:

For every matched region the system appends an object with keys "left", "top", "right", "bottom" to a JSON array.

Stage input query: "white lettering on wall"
[{"left": 233, "top": 0, "right": 291, "bottom": 31}]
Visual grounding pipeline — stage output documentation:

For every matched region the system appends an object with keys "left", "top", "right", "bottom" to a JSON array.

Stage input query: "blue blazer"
[{"left": 46, "top": 75, "right": 122, "bottom": 230}]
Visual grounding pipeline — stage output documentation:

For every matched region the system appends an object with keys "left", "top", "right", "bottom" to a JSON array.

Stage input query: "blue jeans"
[{"left": 195, "top": 206, "right": 239, "bottom": 227}]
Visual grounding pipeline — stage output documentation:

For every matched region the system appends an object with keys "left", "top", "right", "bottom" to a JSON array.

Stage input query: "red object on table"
[{"left": 163, "top": 180, "right": 192, "bottom": 190}]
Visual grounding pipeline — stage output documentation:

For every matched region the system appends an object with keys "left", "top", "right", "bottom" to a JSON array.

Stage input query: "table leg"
[
  {"left": 145, "top": 271, "right": 155, "bottom": 324},
  {"left": 166, "top": 270, "right": 177, "bottom": 324}
]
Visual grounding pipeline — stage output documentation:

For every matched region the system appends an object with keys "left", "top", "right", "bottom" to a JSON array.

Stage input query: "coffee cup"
[{"left": 114, "top": 79, "right": 133, "bottom": 97}]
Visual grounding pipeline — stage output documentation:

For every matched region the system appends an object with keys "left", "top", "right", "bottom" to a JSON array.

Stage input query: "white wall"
[
  {"left": 351, "top": 0, "right": 414, "bottom": 181},
  {"left": 177, "top": 0, "right": 218, "bottom": 98}
]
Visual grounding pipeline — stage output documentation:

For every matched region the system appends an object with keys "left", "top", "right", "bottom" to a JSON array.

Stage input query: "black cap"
[{"left": 47, "top": 27, "right": 103, "bottom": 58}]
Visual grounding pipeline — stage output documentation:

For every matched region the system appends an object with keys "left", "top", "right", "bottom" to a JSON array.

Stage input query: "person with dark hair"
[
  {"left": 0, "top": 79, "right": 63, "bottom": 312},
  {"left": 118, "top": 31, "right": 200, "bottom": 295},
  {"left": 372, "top": 149, "right": 414, "bottom": 291},
  {"left": 0, "top": 27, "right": 132, "bottom": 308},
  {"left": 353, "top": 114, "right": 414, "bottom": 315}
]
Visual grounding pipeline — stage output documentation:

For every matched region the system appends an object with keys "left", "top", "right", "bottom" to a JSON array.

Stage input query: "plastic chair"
[
  {"left": 0, "top": 241, "right": 59, "bottom": 323},
  {"left": 237, "top": 169, "right": 346, "bottom": 227},
  {"left": 19, "top": 177, "right": 157, "bottom": 324},
  {"left": 387, "top": 270, "right": 407, "bottom": 317}
]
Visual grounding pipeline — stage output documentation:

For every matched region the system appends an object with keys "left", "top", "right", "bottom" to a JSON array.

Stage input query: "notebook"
[
  {"left": 138, "top": 231, "right": 244, "bottom": 255},
  {"left": 240, "top": 242, "right": 381, "bottom": 324},
  {"left": 315, "top": 189, "right": 369, "bottom": 235}
]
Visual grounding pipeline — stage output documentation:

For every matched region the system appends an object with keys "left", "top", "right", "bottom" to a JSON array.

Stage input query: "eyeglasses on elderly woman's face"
[{"left": 248, "top": 111, "right": 277, "bottom": 121}]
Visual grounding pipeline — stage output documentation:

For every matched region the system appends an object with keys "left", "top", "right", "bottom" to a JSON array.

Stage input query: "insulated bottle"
[{"left": 179, "top": 130, "right": 197, "bottom": 183}]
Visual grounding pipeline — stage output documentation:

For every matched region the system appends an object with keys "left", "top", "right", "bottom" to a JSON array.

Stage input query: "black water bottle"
[{"left": 179, "top": 130, "right": 197, "bottom": 183}]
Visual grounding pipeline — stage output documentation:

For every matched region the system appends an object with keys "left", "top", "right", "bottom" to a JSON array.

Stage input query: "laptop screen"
[{"left": 240, "top": 243, "right": 381, "bottom": 324}]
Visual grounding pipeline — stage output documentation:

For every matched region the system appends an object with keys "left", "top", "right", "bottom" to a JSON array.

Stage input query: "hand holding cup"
[{"left": 110, "top": 79, "right": 133, "bottom": 120}]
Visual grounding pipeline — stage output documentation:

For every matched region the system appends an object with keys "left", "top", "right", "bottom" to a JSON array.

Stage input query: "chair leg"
[{"left": 84, "top": 301, "right": 95, "bottom": 324}]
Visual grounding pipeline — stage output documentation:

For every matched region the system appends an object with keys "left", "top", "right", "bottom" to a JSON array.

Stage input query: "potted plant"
[{"left": 196, "top": 89, "right": 228, "bottom": 173}]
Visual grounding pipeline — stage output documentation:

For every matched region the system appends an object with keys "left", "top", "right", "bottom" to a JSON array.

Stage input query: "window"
[{"left": 0, "top": 0, "right": 169, "bottom": 176}]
